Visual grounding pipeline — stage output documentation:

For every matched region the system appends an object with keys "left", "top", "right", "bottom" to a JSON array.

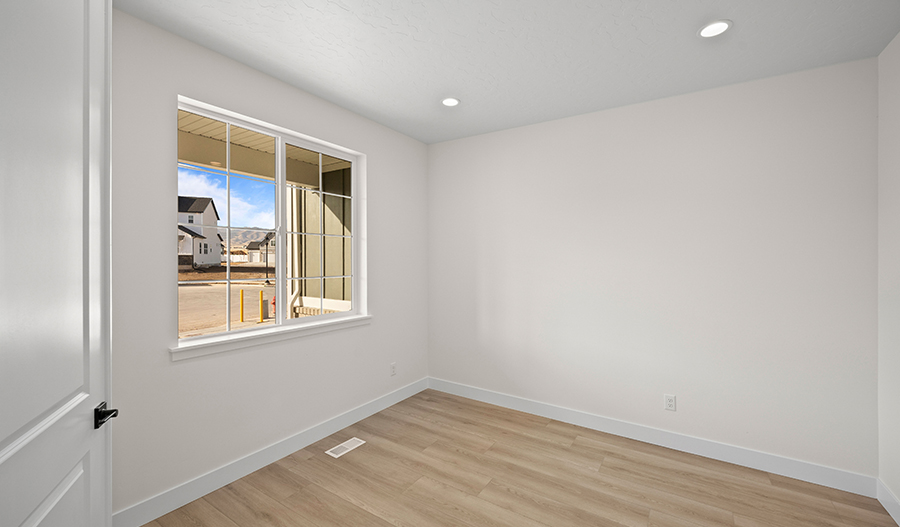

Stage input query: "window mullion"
[
  {"left": 276, "top": 137, "right": 286, "bottom": 325},
  {"left": 319, "top": 152, "right": 324, "bottom": 315},
  {"left": 225, "top": 122, "right": 232, "bottom": 333},
  {"left": 352, "top": 160, "right": 359, "bottom": 315}
]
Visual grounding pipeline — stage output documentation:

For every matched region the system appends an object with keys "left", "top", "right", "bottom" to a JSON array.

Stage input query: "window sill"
[{"left": 169, "top": 314, "right": 372, "bottom": 361}]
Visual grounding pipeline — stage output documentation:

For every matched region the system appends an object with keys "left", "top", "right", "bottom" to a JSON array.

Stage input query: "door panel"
[
  {"left": 0, "top": 0, "right": 86, "bottom": 447},
  {"left": 0, "top": 1, "right": 110, "bottom": 527},
  {"left": 0, "top": 395, "right": 91, "bottom": 527},
  {"left": 31, "top": 462, "right": 88, "bottom": 527}
]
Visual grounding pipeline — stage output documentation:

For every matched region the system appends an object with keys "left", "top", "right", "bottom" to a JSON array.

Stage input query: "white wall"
[
  {"left": 111, "top": 10, "right": 428, "bottom": 513},
  {"left": 428, "top": 59, "right": 879, "bottom": 476},
  {"left": 879, "top": 31, "right": 900, "bottom": 504}
]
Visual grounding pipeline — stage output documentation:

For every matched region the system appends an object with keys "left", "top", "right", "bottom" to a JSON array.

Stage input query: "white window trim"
[
  {"left": 171, "top": 96, "right": 369, "bottom": 359},
  {"left": 170, "top": 315, "right": 372, "bottom": 360}
]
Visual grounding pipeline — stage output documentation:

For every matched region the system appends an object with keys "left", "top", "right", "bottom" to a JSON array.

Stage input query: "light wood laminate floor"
[{"left": 143, "top": 389, "right": 897, "bottom": 527}]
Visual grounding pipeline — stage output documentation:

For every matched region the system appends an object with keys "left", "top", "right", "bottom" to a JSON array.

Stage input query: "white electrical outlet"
[
  {"left": 664, "top": 394, "right": 676, "bottom": 411},
  {"left": 390, "top": 362, "right": 396, "bottom": 376}
]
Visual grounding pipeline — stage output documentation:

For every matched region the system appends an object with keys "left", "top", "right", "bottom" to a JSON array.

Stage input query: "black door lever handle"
[{"left": 94, "top": 401, "right": 119, "bottom": 429}]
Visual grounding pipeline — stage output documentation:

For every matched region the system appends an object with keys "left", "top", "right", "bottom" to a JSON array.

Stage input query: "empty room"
[{"left": 3, "top": 1, "right": 900, "bottom": 527}]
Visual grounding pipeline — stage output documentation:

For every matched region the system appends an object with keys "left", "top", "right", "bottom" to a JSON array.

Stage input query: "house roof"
[
  {"left": 178, "top": 196, "right": 221, "bottom": 220},
  {"left": 178, "top": 225, "right": 205, "bottom": 239},
  {"left": 246, "top": 241, "right": 262, "bottom": 250}
]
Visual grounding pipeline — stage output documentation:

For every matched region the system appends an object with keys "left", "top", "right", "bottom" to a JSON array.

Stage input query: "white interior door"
[{"left": 0, "top": 1, "right": 111, "bottom": 527}]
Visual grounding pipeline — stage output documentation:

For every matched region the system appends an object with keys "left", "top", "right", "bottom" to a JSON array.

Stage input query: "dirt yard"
[{"left": 179, "top": 263, "right": 275, "bottom": 281}]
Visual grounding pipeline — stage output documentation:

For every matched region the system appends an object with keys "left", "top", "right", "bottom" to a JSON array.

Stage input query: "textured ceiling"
[{"left": 114, "top": 0, "right": 900, "bottom": 144}]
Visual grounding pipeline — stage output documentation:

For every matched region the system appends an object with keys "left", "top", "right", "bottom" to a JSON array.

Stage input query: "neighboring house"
[
  {"left": 177, "top": 196, "right": 222, "bottom": 268},
  {"left": 246, "top": 233, "right": 275, "bottom": 264}
]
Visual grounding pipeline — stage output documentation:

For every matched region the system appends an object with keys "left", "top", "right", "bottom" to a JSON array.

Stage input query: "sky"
[{"left": 178, "top": 164, "right": 274, "bottom": 229}]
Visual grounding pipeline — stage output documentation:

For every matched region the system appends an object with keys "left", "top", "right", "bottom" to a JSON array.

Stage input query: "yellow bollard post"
[
  {"left": 259, "top": 291, "right": 264, "bottom": 323},
  {"left": 240, "top": 289, "right": 244, "bottom": 322}
]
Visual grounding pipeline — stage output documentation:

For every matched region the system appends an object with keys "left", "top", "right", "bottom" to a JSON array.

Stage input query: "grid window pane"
[
  {"left": 178, "top": 110, "right": 227, "bottom": 169},
  {"left": 176, "top": 225, "right": 225, "bottom": 281},
  {"left": 323, "top": 195, "right": 351, "bottom": 236},
  {"left": 286, "top": 143, "right": 320, "bottom": 189},
  {"left": 324, "top": 236, "right": 351, "bottom": 277},
  {"left": 229, "top": 176, "right": 275, "bottom": 230},
  {"left": 229, "top": 228, "right": 276, "bottom": 279},
  {"left": 321, "top": 154, "right": 351, "bottom": 197},
  {"left": 324, "top": 278, "right": 351, "bottom": 313},
  {"left": 178, "top": 282, "right": 227, "bottom": 338},
  {"left": 230, "top": 126, "right": 275, "bottom": 181},
  {"left": 286, "top": 186, "right": 321, "bottom": 234},
  {"left": 287, "top": 234, "right": 321, "bottom": 278},
  {"left": 286, "top": 279, "right": 323, "bottom": 318},
  {"left": 230, "top": 282, "right": 276, "bottom": 331},
  {"left": 178, "top": 167, "right": 227, "bottom": 227}
]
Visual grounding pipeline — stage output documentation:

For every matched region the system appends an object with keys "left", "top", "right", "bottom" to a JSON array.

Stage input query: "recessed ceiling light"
[
  {"left": 442, "top": 97, "right": 460, "bottom": 107},
  {"left": 699, "top": 20, "right": 732, "bottom": 38},
  {"left": 210, "top": 161, "right": 222, "bottom": 166}
]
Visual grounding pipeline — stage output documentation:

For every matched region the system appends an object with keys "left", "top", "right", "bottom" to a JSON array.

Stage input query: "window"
[{"left": 176, "top": 99, "right": 364, "bottom": 346}]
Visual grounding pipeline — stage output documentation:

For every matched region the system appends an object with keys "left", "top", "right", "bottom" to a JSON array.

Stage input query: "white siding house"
[
  {"left": 177, "top": 196, "right": 222, "bottom": 268},
  {"left": 246, "top": 234, "right": 275, "bottom": 264}
]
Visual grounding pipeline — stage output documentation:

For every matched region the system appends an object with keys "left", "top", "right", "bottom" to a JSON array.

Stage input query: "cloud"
[{"left": 178, "top": 168, "right": 274, "bottom": 229}]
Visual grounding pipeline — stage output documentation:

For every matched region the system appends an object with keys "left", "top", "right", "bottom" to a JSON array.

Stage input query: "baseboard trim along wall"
[
  {"left": 879, "top": 480, "right": 900, "bottom": 525},
  {"left": 427, "top": 378, "right": 879, "bottom": 499},
  {"left": 112, "top": 377, "right": 430, "bottom": 527},
  {"left": 114, "top": 376, "right": 893, "bottom": 527}
]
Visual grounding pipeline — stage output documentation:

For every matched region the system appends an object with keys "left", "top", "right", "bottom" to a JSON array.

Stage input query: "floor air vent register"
[{"left": 325, "top": 437, "right": 366, "bottom": 458}]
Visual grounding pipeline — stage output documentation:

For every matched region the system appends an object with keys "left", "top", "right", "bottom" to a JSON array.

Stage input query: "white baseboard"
[
  {"left": 112, "top": 377, "right": 429, "bottom": 527},
  {"left": 427, "top": 377, "right": 878, "bottom": 498},
  {"left": 113, "top": 375, "right": 888, "bottom": 527},
  {"left": 879, "top": 480, "right": 900, "bottom": 525}
]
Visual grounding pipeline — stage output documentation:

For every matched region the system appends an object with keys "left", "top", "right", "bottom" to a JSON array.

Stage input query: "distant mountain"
[{"left": 226, "top": 229, "right": 274, "bottom": 248}]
